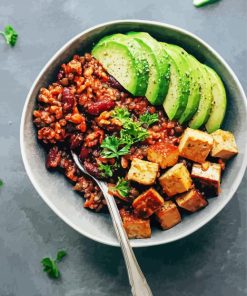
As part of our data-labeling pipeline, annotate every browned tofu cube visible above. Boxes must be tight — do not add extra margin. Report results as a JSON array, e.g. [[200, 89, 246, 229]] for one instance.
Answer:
[[155, 201, 181, 230], [147, 141, 179, 169], [127, 158, 159, 185], [120, 209, 151, 239], [159, 163, 192, 197], [179, 128, 213, 163], [132, 188, 164, 218], [176, 189, 208, 212], [191, 162, 221, 195], [211, 129, 238, 159]]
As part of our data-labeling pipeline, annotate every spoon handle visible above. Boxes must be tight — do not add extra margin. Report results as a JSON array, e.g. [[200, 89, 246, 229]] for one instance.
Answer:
[[98, 181, 153, 296]]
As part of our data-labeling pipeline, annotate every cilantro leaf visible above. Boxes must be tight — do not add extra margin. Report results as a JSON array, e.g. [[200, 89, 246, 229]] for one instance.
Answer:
[[41, 257, 60, 279], [56, 250, 67, 262], [112, 177, 130, 197], [0, 179, 3, 187], [193, 0, 221, 7], [139, 113, 159, 127], [0, 25, 18, 47]]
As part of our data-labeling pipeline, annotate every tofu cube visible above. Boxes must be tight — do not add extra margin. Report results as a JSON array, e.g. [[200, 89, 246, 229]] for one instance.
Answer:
[[176, 189, 208, 212], [159, 163, 192, 197], [210, 129, 238, 159], [120, 209, 151, 239], [147, 141, 179, 169], [127, 158, 159, 185], [132, 188, 164, 218], [179, 128, 213, 163], [155, 201, 181, 230], [191, 162, 221, 195]]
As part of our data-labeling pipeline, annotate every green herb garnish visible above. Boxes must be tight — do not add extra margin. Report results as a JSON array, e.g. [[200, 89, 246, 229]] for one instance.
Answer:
[[0, 25, 18, 47], [99, 162, 119, 178], [112, 107, 130, 124], [112, 177, 130, 197], [139, 113, 159, 127], [101, 108, 150, 159], [0, 179, 3, 187], [101, 135, 131, 159], [99, 163, 113, 177], [41, 250, 67, 279], [120, 121, 149, 143], [193, 0, 221, 7]]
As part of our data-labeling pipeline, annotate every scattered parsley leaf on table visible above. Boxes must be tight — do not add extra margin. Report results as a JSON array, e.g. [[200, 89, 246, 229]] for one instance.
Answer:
[[56, 250, 67, 262], [0, 179, 3, 187], [0, 25, 18, 46], [112, 177, 130, 197], [41, 250, 67, 279], [193, 0, 221, 8]]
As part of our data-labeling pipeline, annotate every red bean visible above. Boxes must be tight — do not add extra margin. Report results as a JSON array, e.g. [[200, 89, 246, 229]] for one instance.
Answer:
[[86, 99, 115, 116]]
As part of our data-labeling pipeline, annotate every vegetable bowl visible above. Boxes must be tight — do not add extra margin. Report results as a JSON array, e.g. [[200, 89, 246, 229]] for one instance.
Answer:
[[20, 20, 247, 247]]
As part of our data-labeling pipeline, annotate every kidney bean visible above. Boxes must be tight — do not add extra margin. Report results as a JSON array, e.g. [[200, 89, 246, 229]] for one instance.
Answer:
[[46, 146, 61, 168], [62, 87, 75, 113], [83, 161, 99, 177], [70, 133, 84, 150], [86, 99, 115, 116], [79, 147, 90, 160]]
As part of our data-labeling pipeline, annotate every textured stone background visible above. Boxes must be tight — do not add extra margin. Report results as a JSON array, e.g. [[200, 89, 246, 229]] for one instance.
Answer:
[[0, 0, 246, 295]]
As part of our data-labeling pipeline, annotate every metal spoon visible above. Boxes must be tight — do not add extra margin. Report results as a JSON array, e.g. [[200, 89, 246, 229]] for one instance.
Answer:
[[71, 151, 153, 296]]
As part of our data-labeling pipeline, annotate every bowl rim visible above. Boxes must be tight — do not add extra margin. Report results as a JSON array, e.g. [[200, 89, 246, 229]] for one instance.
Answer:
[[20, 19, 247, 248]]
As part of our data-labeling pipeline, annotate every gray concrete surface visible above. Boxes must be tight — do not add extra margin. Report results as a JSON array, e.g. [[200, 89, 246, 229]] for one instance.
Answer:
[[0, 0, 246, 295]]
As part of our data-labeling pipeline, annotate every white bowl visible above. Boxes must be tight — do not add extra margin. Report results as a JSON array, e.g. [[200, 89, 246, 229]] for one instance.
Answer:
[[20, 20, 247, 247]]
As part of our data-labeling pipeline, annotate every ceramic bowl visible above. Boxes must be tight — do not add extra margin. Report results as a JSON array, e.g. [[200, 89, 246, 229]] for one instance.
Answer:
[[20, 20, 247, 247]]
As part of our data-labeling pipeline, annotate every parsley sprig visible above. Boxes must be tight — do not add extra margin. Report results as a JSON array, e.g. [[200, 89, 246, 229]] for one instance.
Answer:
[[99, 162, 119, 178], [112, 177, 130, 197], [41, 250, 67, 279], [139, 113, 159, 127], [193, 0, 220, 7], [100, 107, 150, 159], [0, 25, 18, 47], [0, 179, 3, 188], [101, 135, 131, 159]]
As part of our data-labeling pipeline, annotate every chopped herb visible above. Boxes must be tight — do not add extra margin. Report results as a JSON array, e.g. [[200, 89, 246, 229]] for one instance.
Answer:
[[41, 257, 60, 279], [56, 250, 67, 262], [120, 121, 149, 143], [139, 113, 159, 127], [0, 179, 3, 187], [99, 162, 119, 178], [112, 107, 130, 124], [0, 25, 18, 47], [112, 177, 130, 197], [193, 0, 221, 7], [99, 163, 113, 177], [101, 108, 150, 159], [101, 135, 131, 159], [41, 250, 67, 279]]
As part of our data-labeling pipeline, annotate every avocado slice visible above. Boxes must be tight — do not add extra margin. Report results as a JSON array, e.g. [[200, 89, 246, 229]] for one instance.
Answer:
[[92, 34, 149, 96], [189, 62, 213, 129], [204, 65, 227, 133], [127, 32, 170, 105], [169, 47, 202, 124], [161, 43, 190, 120]]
